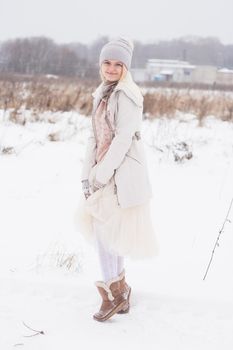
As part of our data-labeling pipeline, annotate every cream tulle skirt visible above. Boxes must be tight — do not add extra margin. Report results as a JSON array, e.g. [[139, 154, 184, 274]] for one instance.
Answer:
[[74, 175, 159, 259]]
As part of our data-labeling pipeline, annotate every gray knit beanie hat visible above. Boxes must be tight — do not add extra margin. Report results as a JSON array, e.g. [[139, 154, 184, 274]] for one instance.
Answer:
[[99, 37, 134, 70]]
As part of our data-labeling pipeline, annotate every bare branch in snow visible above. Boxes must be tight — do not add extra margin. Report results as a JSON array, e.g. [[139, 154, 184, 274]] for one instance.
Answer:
[[22, 321, 45, 337], [203, 196, 233, 280]]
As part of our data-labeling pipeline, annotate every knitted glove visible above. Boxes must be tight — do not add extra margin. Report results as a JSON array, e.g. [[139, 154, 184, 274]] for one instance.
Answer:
[[81, 179, 91, 199]]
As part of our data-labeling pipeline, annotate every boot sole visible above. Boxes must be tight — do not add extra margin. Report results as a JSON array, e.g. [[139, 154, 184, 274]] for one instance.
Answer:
[[93, 300, 128, 322], [117, 287, 131, 314]]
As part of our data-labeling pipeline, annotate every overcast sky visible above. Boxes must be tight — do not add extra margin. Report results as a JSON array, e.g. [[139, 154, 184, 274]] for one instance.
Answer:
[[0, 0, 232, 45]]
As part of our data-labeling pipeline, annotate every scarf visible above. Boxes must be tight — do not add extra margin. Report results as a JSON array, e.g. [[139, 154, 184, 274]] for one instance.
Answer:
[[99, 80, 118, 102]]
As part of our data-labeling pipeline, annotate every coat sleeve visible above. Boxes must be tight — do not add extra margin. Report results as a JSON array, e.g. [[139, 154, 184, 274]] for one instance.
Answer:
[[81, 122, 97, 181], [95, 90, 142, 185]]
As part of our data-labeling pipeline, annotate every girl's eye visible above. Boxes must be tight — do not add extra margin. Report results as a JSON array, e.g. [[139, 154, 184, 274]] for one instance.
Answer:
[[103, 61, 122, 67]]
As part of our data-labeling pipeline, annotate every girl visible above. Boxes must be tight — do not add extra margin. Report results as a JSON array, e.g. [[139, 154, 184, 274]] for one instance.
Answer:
[[75, 37, 158, 322]]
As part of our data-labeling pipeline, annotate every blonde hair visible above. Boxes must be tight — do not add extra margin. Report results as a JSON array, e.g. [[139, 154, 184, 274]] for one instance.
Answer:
[[99, 63, 128, 83]]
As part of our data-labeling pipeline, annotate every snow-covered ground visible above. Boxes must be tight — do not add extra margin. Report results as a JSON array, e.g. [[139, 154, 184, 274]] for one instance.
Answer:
[[0, 109, 233, 349]]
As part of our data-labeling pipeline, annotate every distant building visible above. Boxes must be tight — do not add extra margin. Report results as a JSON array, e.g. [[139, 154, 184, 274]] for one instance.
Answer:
[[146, 59, 196, 83], [216, 68, 233, 85], [130, 59, 233, 85], [130, 68, 148, 82], [191, 65, 217, 85]]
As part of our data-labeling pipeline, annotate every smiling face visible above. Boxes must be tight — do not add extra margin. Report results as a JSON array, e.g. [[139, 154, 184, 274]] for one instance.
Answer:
[[101, 59, 124, 82]]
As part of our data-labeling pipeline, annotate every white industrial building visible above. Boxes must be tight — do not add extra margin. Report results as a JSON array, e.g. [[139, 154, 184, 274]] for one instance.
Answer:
[[216, 68, 233, 85], [146, 59, 196, 82], [191, 65, 217, 85], [131, 59, 233, 85]]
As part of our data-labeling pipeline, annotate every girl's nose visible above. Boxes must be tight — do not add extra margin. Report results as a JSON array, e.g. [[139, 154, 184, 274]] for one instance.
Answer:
[[108, 65, 116, 72]]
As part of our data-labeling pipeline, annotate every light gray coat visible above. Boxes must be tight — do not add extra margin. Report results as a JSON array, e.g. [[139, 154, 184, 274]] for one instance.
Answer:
[[81, 71, 152, 208]]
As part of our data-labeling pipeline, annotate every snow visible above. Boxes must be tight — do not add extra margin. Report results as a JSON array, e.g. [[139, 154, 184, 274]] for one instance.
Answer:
[[218, 68, 233, 74], [0, 109, 233, 349]]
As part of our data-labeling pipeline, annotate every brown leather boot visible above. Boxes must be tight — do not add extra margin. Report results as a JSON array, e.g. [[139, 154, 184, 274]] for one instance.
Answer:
[[116, 272, 131, 314], [93, 271, 128, 322]]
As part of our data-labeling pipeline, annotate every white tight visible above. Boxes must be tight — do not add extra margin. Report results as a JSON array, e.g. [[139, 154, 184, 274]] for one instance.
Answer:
[[93, 220, 124, 282]]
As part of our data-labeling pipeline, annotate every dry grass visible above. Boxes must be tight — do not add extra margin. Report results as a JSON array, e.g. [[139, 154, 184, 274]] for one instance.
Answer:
[[143, 90, 233, 123], [0, 74, 97, 118], [0, 74, 233, 123], [32, 241, 83, 274]]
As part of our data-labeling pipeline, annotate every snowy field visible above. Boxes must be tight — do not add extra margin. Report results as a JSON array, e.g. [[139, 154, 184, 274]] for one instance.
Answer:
[[0, 108, 233, 349]]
